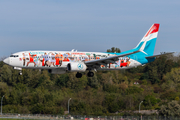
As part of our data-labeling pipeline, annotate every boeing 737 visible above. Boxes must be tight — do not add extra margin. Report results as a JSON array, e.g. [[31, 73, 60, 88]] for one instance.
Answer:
[[3, 23, 171, 78]]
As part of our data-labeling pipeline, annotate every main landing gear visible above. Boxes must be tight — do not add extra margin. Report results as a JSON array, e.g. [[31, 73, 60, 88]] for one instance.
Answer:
[[76, 72, 82, 78], [76, 71, 94, 78], [87, 71, 94, 77]]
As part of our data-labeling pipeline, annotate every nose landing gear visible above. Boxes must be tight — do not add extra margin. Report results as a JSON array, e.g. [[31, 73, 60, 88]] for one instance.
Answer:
[[19, 71, 22, 75]]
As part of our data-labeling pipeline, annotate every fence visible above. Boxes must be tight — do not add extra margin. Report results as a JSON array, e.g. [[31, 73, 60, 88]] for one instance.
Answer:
[[0, 113, 180, 120]]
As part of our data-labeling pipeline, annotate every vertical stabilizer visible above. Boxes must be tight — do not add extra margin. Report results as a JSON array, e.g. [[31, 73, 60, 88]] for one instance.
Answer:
[[135, 23, 160, 56]]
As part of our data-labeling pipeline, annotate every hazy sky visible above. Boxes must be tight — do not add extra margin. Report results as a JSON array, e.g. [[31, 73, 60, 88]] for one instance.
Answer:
[[0, 0, 179, 57]]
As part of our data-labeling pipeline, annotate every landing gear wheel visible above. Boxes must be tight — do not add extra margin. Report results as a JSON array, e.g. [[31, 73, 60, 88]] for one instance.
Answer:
[[76, 72, 82, 78], [87, 72, 94, 77], [19, 71, 22, 75]]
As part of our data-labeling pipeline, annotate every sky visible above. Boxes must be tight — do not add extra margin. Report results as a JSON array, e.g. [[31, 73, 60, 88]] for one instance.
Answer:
[[0, 0, 179, 57]]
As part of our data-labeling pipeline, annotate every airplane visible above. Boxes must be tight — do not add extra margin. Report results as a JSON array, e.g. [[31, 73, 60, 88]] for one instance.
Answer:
[[3, 23, 172, 78]]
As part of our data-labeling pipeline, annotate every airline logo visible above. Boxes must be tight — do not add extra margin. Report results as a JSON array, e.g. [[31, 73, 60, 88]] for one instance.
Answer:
[[77, 63, 83, 70]]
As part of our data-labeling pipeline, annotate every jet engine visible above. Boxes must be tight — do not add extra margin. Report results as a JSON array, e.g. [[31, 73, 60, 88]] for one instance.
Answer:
[[48, 69, 66, 74], [67, 62, 87, 72]]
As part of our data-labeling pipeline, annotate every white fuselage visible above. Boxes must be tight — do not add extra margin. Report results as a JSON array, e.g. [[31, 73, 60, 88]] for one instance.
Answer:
[[4, 50, 141, 70]]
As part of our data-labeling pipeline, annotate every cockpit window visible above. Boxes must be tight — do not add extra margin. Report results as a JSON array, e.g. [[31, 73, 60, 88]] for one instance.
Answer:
[[10, 55, 19, 57], [14, 55, 18, 57]]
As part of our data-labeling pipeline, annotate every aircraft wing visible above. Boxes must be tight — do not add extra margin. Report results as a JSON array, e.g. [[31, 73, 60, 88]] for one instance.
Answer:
[[85, 50, 140, 67], [145, 52, 174, 59]]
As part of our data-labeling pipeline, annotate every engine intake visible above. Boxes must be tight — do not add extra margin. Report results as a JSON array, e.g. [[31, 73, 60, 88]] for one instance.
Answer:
[[67, 62, 87, 72]]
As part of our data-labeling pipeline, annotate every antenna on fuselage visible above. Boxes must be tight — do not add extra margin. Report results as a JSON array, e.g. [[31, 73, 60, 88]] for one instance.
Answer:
[[71, 49, 75, 52]]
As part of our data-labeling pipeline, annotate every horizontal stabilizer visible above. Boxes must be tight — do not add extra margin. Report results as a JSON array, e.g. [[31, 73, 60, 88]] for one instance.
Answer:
[[145, 52, 174, 59]]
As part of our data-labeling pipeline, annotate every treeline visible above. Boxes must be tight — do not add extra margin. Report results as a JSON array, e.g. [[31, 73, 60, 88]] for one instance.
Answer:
[[1, 54, 180, 116]]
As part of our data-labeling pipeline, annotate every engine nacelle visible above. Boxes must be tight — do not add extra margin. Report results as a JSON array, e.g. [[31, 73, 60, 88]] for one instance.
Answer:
[[67, 62, 87, 72], [48, 69, 66, 74]]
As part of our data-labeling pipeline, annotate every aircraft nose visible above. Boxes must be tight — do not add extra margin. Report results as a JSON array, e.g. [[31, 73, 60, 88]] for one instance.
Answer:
[[3, 57, 9, 64]]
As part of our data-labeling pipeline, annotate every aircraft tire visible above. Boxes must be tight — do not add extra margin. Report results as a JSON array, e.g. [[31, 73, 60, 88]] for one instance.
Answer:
[[76, 72, 82, 78], [87, 72, 94, 77], [19, 72, 22, 75]]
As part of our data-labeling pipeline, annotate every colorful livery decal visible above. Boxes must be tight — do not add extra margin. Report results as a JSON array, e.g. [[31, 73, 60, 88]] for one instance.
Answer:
[[17, 51, 137, 69]]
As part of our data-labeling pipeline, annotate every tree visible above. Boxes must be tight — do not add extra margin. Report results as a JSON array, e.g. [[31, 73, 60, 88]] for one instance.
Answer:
[[143, 95, 158, 108], [107, 47, 121, 53], [87, 73, 99, 89], [163, 68, 180, 84], [55, 74, 69, 88], [159, 101, 180, 116], [142, 65, 160, 84]]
